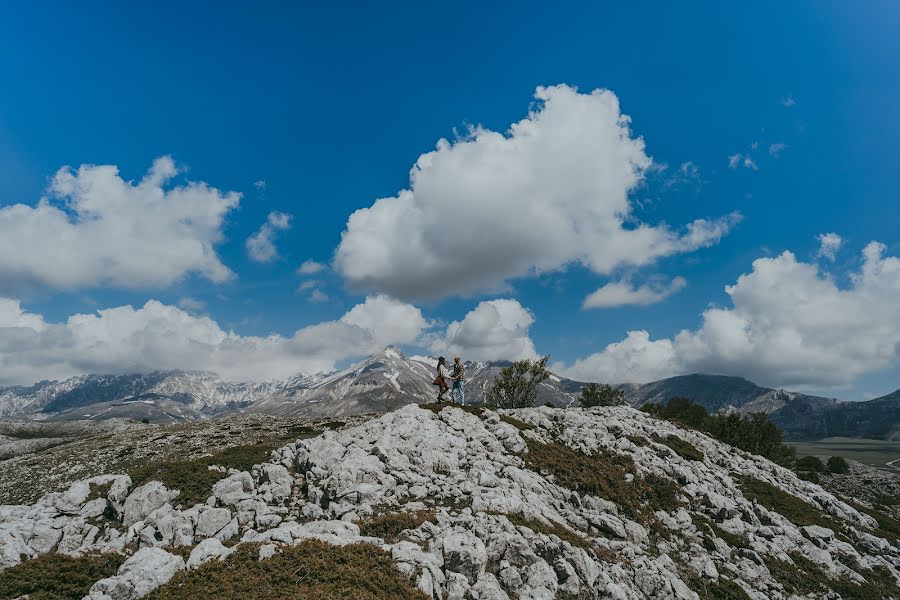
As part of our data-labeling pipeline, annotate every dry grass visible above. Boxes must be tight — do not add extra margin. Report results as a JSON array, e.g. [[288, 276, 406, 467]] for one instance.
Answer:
[[654, 435, 705, 462], [357, 510, 437, 543], [522, 438, 682, 524], [763, 552, 900, 600], [149, 541, 430, 600], [0, 552, 125, 600], [740, 477, 842, 531], [505, 513, 598, 554]]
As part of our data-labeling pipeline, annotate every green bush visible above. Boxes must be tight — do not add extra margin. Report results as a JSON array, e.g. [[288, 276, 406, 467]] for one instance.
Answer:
[[642, 398, 796, 467], [795, 456, 826, 473], [485, 356, 550, 409], [642, 397, 708, 429], [827, 455, 850, 474], [579, 383, 626, 408]]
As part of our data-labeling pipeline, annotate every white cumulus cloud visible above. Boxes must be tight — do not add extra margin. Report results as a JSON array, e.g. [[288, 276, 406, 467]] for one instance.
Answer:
[[0, 294, 428, 385], [335, 84, 738, 301], [246, 211, 293, 263], [297, 260, 326, 275], [556, 240, 900, 390], [583, 276, 687, 309], [431, 299, 538, 362], [0, 157, 239, 295], [816, 232, 843, 262]]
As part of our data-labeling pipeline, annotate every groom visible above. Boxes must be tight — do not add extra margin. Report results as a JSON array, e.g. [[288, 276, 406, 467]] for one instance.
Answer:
[[450, 356, 466, 406]]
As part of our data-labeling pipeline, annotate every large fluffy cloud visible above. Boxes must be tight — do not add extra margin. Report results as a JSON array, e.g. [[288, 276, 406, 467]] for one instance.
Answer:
[[0, 157, 240, 294], [556, 239, 900, 389], [335, 85, 739, 301], [431, 299, 538, 362], [0, 294, 428, 385]]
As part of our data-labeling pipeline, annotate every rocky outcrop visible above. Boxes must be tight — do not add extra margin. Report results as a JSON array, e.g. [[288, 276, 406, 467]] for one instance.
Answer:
[[1, 404, 899, 599]]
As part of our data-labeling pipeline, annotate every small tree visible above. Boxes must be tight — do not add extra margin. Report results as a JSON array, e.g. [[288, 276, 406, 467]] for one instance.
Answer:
[[486, 356, 550, 409], [827, 455, 850, 474], [580, 383, 626, 408]]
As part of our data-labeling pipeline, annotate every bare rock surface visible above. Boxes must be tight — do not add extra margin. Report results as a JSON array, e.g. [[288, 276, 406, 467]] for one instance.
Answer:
[[0, 404, 899, 599]]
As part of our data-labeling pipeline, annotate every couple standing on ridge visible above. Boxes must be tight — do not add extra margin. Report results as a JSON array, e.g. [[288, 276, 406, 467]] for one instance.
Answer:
[[434, 356, 465, 405]]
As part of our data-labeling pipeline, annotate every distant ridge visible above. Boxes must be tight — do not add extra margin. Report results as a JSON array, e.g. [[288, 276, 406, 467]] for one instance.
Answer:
[[2, 350, 899, 440]]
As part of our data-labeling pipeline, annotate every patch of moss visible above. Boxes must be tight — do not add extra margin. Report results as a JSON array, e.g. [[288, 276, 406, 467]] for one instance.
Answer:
[[654, 435, 705, 462], [0, 552, 125, 600], [148, 540, 430, 600], [740, 477, 841, 530], [522, 438, 682, 524], [358, 510, 436, 543]]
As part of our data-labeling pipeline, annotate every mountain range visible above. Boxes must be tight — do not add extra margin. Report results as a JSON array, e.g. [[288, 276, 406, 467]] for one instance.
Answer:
[[2, 347, 899, 440]]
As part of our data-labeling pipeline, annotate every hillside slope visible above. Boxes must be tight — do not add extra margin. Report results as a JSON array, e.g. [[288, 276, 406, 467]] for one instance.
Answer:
[[1, 404, 899, 599]]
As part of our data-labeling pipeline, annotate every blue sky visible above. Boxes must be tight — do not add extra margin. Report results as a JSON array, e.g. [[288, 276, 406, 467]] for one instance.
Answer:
[[1, 2, 899, 399]]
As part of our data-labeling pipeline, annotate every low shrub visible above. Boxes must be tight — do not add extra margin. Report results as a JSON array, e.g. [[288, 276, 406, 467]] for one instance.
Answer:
[[642, 398, 795, 467], [148, 540, 429, 600], [358, 510, 436, 543], [0, 553, 125, 600], [827, 455, 850, 474], [795, 456, 826, 473]]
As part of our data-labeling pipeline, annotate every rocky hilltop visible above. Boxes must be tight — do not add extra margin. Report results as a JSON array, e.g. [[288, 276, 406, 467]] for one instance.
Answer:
[[1, 404, 899, 599]]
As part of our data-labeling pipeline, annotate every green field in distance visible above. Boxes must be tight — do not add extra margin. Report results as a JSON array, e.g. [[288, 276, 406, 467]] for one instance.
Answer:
[[789, 437, 900, 472]]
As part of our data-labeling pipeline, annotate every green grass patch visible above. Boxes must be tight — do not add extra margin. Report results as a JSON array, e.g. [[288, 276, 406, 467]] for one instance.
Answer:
[[522, 438, 682, 524], [148, 540, 430, 600], [654, 435, 705, 461], [0, 552, 125, 600], [357, 510, 436, 543], [741, 477, 841, 530], [130, 439, 315, 508]]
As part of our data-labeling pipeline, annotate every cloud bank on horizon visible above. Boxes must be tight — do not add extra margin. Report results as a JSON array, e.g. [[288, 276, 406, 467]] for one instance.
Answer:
[[1, 86, 898, 394]]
